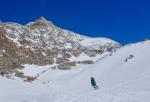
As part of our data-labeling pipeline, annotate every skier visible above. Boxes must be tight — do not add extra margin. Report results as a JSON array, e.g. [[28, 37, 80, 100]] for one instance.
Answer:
[[90, 77, 99, 90]]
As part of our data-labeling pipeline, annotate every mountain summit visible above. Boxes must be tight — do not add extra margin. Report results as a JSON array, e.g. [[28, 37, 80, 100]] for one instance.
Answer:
[[0, 17, 121, 77]]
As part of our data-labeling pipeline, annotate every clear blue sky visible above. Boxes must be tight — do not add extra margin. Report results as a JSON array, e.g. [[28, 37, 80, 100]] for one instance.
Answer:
[[0, 0, 150, 44]]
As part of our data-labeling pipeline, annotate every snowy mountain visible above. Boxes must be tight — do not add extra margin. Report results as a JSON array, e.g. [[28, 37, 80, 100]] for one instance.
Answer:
[[0, 39, 150, 102], [0, 17, 120, 78]]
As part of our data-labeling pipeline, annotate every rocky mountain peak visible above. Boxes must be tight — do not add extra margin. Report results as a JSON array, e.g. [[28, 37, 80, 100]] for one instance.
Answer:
[[27, 16, 57, 29], [38, 16, 48, 21], [0, 18, 121, 78], [36, 16, 52, 25]]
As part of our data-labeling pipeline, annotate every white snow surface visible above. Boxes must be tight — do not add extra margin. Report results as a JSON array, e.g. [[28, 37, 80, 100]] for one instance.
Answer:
[[69, 52, 110, 62], [21, 64, 57, 76], [0, 40, 150, 102], [79, 37, 119, 49]]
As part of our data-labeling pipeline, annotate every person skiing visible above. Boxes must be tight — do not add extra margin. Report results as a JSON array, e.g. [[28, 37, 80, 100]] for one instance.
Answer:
[[91, 77, 99, 90]]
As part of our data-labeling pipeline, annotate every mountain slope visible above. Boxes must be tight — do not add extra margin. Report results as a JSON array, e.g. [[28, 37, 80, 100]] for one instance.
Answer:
[[0, 40, 150, 102], [0, 17, 120, 78]]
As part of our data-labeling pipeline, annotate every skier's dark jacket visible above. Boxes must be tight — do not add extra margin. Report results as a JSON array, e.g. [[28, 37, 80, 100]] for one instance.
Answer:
[[91, 77, 96, 86]]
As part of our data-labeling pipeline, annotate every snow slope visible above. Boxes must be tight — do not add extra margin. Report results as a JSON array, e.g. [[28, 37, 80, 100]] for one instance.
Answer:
[[0, 40, 150, 102], [79, 37, 120, 50]]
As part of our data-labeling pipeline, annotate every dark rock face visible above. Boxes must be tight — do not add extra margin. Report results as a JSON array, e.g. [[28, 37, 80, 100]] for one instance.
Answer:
[[0, 17, 121, 77]]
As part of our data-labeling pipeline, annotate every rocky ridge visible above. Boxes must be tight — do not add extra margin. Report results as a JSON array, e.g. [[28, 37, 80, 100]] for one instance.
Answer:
[[0, 17, 121, 78]]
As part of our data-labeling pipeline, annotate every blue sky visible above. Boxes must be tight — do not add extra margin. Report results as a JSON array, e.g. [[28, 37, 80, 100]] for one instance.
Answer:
[[0, 0, 150, 44]]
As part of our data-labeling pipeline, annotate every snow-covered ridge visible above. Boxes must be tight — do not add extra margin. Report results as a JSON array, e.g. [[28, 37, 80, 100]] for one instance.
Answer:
[[0, 17, 120, 50], [79, 37, 120, 50], [79, 37, 119, 46]]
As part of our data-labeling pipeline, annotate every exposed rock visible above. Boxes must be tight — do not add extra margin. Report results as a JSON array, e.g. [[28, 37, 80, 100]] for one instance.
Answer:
[[15, 69, 24, 78], [56, 57, 66, 64], [63, 61, 76, 67], [57, 61, 76, 70], [78, 60, 94, 64], [125, 55, 134, 62], [0, 68, 10, 76], [0, 17, 121, 77], [144, 38, 150, 41], [24, 76, 37, 82]]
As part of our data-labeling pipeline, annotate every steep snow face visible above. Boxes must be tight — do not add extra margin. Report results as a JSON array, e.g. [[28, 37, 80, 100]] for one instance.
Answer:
[[80, 37, 118, 46], [79, 37, 121, 50], [0, 40, 150, 102]]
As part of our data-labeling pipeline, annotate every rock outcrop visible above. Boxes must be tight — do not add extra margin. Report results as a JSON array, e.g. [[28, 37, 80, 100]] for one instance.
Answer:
[[0, 17, 121, 78]]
